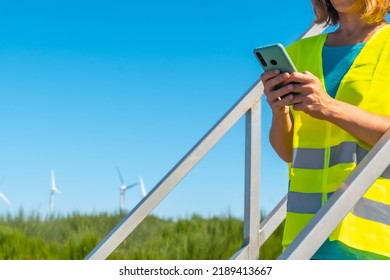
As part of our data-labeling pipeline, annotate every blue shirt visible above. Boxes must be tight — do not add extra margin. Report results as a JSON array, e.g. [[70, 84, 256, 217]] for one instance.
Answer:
[[322, 42, 365, 98]]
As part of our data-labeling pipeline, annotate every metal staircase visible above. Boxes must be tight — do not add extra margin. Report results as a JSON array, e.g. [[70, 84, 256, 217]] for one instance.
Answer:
[[85, 22, 390, 260]]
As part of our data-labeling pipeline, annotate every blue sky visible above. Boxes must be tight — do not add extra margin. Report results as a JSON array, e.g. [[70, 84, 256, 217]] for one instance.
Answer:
[[0, 0, 317, 219]]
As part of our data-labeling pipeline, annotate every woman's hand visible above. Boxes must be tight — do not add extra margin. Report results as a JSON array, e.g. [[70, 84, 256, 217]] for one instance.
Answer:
[[285, 71, 334, 120], [260, 69, 295, 117]]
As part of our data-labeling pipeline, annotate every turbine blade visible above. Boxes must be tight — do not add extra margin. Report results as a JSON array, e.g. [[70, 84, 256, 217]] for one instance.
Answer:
[[139, 176, 147, 197], [125, 182, 138, 190], [0, 192, 11, 206], [51, 170, 62, 194], [116, 167, 125, 185], [51, 169, 56, 191]]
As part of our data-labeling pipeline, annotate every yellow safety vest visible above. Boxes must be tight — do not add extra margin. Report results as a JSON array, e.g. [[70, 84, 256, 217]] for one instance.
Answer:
[[283, 25, 390, 257]]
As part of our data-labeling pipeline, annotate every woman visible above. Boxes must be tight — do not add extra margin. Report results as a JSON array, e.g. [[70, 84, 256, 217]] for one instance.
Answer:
[[261, 0, 390, 259]]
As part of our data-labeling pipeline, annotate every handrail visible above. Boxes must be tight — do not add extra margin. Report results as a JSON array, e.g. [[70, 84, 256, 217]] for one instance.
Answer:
[[85, 22, 326, 260], [259, 195, 287, 247], [85, 80, 263, 260], [279, 128, 390, 259]]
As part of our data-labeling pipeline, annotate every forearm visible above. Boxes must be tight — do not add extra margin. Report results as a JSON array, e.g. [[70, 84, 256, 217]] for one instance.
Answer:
[[286, 71, 390, 147], [324, 99, 390, 147], [269, 111, 294, 162]]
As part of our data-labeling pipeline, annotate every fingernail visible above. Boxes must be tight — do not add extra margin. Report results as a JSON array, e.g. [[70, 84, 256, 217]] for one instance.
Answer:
[[274, 69, 280, 75]]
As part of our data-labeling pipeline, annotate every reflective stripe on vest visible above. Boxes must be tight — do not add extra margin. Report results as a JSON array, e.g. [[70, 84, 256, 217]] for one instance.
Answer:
[[291, 141, 390, 179], [292, 141, 368, 169], [287, 191, 390, 227]]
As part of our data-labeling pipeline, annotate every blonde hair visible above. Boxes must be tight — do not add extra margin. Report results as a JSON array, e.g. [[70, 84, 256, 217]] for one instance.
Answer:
[[312, 0, 390, 26]]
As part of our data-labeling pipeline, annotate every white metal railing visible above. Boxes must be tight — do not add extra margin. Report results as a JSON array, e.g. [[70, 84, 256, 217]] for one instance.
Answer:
[[84, 22, 327, 260], [85, 78, 263, 260]]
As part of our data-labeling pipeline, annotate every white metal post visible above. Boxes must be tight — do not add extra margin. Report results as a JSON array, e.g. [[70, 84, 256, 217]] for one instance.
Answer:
[[231, 96, 261, 260]]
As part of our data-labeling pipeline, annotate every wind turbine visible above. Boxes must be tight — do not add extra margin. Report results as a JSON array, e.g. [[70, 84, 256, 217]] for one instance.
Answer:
[[117, 167, 138, 214], [139, 176, 148, 198], [0, 192, 11, 207], [50, 169, 62, 218], [0, 177, 11, 208]]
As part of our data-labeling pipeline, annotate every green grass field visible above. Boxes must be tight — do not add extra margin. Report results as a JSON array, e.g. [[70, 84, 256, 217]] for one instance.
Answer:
[[0, 211, 284, 260]]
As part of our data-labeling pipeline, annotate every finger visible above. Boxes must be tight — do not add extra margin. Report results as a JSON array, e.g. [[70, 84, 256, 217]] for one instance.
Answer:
[[267, 84, 295, 105], [270, 94, 295, 112], [285, 71, 316, 85], [264, 72, 291, 95], [260, 69, 281, 84], [285, 83, 307, 97], [292, 102, 305, 112], [302, 70, 315, 77]]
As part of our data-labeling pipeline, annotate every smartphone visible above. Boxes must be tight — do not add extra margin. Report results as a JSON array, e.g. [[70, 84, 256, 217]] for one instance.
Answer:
[[253, 43, 297, 74], [254, 43, 297, 92]]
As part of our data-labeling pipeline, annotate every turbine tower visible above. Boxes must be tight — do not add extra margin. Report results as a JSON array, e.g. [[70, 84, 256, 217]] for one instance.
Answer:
[[0, 177, 11, 208], [50, 169, 62, 218], [117, 167, 138, 214]]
